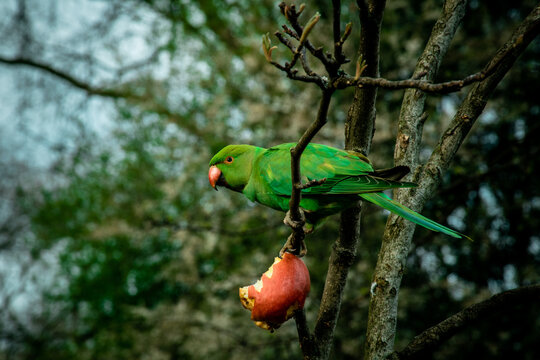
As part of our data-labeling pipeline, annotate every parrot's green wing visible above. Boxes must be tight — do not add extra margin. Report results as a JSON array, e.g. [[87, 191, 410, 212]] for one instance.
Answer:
[[258, 143, 416, 196], [251, 143, 467, 239]]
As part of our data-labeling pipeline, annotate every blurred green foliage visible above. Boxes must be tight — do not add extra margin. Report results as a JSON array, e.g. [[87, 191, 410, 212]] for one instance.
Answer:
[[1, 0, 539, 359]]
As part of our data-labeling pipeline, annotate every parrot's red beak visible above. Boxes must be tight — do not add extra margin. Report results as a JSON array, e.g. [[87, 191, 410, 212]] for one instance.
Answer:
[[208, 165, 221, 190]]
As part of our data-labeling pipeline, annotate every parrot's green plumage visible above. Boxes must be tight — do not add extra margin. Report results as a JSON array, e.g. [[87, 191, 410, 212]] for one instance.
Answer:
[[209, 143, 465, 239]]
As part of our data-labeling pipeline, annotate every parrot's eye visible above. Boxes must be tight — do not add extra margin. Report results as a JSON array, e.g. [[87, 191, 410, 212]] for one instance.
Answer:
[[225, 156, 234, 164]]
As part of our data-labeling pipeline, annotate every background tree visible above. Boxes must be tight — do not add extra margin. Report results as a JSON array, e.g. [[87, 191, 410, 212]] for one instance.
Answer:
[[0, 0, 539, 359]]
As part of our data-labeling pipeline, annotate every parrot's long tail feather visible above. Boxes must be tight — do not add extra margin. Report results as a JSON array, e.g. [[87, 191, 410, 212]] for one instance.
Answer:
[[359, 192, 469, 240]]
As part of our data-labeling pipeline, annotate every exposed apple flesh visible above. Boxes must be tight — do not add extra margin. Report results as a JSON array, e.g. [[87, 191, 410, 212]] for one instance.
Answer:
[[239, 252, 310, 331]]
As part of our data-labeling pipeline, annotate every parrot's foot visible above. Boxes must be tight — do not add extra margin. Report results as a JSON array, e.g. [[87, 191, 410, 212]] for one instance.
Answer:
[[283, 209, 306, 230], [282, 209, 310, 257], [279, 234, 307, 258]]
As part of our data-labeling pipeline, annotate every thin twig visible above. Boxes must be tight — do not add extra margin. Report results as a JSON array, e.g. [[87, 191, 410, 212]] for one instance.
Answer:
[[282, 24, 300, 39], [287, 89, 334, 254], [332, 0, 343, 65], [0, 56, 129, 98], [295, 310, 318, 357], [279, 2, 333, 71], [297, 178, 327, 190], [333, 64, 497, 93], [274, 30, 316, 75], [332, 0, 342, 53]]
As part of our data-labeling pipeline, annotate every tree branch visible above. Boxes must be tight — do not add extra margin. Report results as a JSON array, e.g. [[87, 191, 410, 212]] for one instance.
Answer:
[[388, 284, 540, 360], [278, 2, 334, 72], [334, 1, 387, 360], [266, 0, 519, 97], [332, 0, 351, 65], [284, 89, 334, 258], [0, 55, 216, 142], [312, 203, 362, 358], [392, 0, 466, 171], [365, 3, 540, 360], [344, 0, 386, 155], [294, 309, 317, 358], [270, 0, 531, 97], [268, 2, 356, 90], [367, 5, 468, 354], [336, 67, 505, 93], [419, 2, 540, 203], [267, 63, 515, 94], [337, 0, 516, 97], [332, 0, 342, 55], [0, 56, 129, 98], [366, 1, 467, 351]]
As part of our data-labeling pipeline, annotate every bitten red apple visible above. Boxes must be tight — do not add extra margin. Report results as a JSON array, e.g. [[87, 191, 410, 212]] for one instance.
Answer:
[[239, 252, 310, 331]]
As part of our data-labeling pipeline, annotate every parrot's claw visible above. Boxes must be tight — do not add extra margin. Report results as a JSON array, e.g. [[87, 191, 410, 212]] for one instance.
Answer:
[[283, 209, 306, 230], [281, 209, 311, 257], [279, 235, 307, 258], [284, 210, 313, 234]]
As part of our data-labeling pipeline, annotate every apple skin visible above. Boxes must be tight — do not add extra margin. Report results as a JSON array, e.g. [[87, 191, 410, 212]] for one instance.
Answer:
[[239, 252, 310, 331]]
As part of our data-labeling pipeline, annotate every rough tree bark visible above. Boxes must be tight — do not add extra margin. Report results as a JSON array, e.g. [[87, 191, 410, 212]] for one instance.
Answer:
[[365, 2, 540, 360], [364, 0, 467, 357]]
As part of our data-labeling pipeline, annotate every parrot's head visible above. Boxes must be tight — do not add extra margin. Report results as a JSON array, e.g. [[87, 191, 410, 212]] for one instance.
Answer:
[[209, 145, 261, 192]]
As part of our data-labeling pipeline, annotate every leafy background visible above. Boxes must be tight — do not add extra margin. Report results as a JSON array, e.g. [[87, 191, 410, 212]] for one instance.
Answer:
[[0, 0, 538, 359]]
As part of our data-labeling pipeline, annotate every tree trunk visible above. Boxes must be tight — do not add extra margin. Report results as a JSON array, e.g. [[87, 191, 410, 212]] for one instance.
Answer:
[[364, 3, 540, 359]]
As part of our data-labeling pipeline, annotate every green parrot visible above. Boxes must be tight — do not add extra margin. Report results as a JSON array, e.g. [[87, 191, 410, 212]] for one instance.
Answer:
[[209, 142, 465, 241]]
